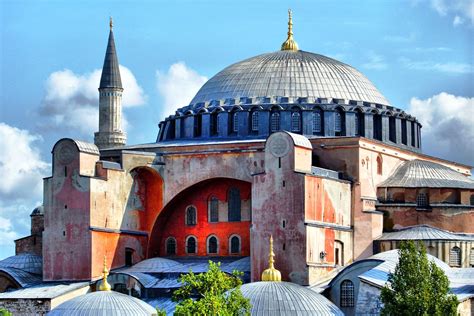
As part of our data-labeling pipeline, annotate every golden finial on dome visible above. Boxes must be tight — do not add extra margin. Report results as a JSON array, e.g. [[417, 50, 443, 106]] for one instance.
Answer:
[[109, 16, 113, 31], [261, 235, 282, 282], [281, 9, 299, 51], [99, 255, 112, 291]]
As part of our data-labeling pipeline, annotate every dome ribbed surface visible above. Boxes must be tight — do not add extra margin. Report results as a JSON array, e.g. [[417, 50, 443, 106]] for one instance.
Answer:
[[190, 50, 389, 106], [47, 291, 157, 316], [379, 159, 474, 189], [0, 253, 42, 275], [240, 281, 343, 315], [127, 257, 184, 273]]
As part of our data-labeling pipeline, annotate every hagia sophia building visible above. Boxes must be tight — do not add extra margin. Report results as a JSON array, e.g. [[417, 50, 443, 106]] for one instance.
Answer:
[[0, 11, 473, 316]]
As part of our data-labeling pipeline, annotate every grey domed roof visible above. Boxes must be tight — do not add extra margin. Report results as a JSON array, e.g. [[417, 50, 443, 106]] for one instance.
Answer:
[[0, 253, 42, 275], [31, 205, 44, 216], [190, 50, 389, 106], [47, 291, 157, 316], [240, 281, 343, 315], [127, 257, 184, 273], [379, 159, 474, 189]]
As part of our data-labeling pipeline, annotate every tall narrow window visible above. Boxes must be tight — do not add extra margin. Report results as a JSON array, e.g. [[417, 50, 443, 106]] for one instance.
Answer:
[[389, 116, 396, 142], [186, 206, 197, 226], [207, 236, 218, 254], [373, 114, 382, 140], [210, 112, 219, 136], [125, 248, 133, 266], [470, 194, 474, 206], [270, 112, 280, 132], [416, 192, 429, 209], [401, 119, 407, 145], [469, 248, 474, 267], [209, 196, 219, 222], [377, 155, 383, 175], [251, 111, 259, 132], [186, 236, 197, 254], [411, 121, 416, 146], [166, 237, 177, 255], [312, 110, 322, 134], [228, 187, 241, 222], [340, 280, 355, 307], [230, 236, 240, 254], [291, 110, 301, 133], [449, 246, 461, 267], [335, 111, 342, 133], [231, 111, 238, 134], [355, 111, 364, 137], [194, 114, 202, 137]]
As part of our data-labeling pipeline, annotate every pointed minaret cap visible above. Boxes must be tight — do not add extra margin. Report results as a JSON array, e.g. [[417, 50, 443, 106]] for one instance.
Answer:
[[261, 235, 282, 282], [281, 9, 299, 51], [99, 17, 123, 89], [99, 255, 112, 291]]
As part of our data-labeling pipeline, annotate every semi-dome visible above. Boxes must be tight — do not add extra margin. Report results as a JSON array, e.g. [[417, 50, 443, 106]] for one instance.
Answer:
[[47, 291, 157, 316], [127, 257, 184, 273], [0, 253, 42, 275], [191, 50, 389, 106], [241, 281, 343, 315]]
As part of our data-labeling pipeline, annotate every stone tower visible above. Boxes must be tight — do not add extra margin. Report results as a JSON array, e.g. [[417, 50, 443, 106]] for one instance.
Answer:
[[94, 18, 126, 149]]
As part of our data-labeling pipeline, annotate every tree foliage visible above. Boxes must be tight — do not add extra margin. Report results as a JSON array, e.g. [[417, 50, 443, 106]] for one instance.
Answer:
[[172, 261, 251, 316], [380, 241, 458, 316]]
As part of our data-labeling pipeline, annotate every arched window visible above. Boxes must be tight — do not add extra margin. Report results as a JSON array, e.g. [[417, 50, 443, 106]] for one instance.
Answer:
[[416, 192, 429, 209], [291, 110, 301, 133], [209, 196, 219, 223], [312, 110, 322, 134], [373, 114, 382, 140], [340, 280, 355, 307], [125, 248, 134, 266], [194, 114, 202, 137], [377, 155, 383, 175], [230, 111, 238, 134], [228, 187, 241, 222], [389, 116, 396, 142], [166, 237, 177, 255], [270, 111, 280, 132], [186, 236, 197, 254], [230, 235, 241, 254], [449, 246, 461, 267], [207, 236, 218, 254], [335, 110, 345, 136], [210, 112, 219, 136], [401, 119, 407, 145], [411, 121, 416, 146], [186, 206, 197, 226], [355, 111, 364, 137], [251, 111, 259, 132]]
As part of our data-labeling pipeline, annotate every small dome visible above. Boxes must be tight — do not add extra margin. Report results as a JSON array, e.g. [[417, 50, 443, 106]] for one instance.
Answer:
[[379, 159, 474, 189], [31, 205, 44, 216], [240, 281, 343, 315], [190, 50, 389, 106], [128, 257, 184, 273], [0, 253, 42, 275], [47, 291, 157, 316]]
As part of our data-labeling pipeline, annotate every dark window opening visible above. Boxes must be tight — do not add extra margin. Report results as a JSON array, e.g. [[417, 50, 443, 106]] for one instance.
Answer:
[[449, 246, 461, 267], [250, 111, 259, 133], [355, 111, 364, 137], [186, 237, 197, 254], [228, 187, 241, 222], [278, 157, 281, 168], [373, 114, 382, 141], [64, 166, 67, 177], [416, 192, 429, 209], [125, 248, 133, 266], [209, 196, 219, 222], [401, 120, 407, 145], [230, 236, 240, 254], [411, 121, 416, 146], [334, 110, 345, 136], [210, 112, 219, 136], [389, 116, 396, 142], [282, 220, 286, 228], [312, 110, 323, 135], [194, 114, 202, 137], [291, 110, 302, 133], [282, 180, 285, 187], [208, 236, 218, 254], [166, 238, 176, 255], [186, 206, 197, 226], [270, 111, 280, 132], [230, 111, 238, 134]]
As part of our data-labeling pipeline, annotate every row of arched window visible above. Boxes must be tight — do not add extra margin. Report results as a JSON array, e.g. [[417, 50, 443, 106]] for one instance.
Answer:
[[165, 235, 242, 255], [185, 188, 242, 225]]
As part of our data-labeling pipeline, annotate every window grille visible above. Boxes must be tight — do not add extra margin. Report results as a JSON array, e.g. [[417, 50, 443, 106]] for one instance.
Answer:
[[228, 188, 241, 222], [230, 236, 240, 254], [166, 238, 176, 255], [251, 111, 259, 132], [335, 112, 342, 132], [449, 247, 461, 267], [416, 193, 429, 208], [208, 236, 218, 254], [186, 206, 197, 225], [354, 114, 359, 136], [270, 112, 280, 132], [312, 111, 321, 133], [341, 280, 355, 307], [186, 237, 196, 254], [291, 111, 301, 132], [209, 197, 219, 222]]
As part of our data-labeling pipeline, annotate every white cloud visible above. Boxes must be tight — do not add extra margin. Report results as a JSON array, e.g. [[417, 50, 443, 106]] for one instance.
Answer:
[[362, 52, 388, 70], [156, 62, 208, 119], [399, 57, 472, 74], [0, 123, 49, 258], [408, 93, 474, 165], [453, 15, 464, 26], [430, 0, 473, 25], [38, 65, 145, 138]]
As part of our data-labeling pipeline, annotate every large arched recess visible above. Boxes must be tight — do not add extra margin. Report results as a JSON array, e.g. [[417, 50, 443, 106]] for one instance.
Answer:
[[147, 177, 251, 258]]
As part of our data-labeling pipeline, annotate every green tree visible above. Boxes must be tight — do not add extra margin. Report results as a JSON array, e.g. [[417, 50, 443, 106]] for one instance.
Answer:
[[172, 261, 251, 316], [380, 240, 458, 316]]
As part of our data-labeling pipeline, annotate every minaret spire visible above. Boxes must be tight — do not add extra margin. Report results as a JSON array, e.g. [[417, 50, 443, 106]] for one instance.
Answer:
[[94, 18, 126, 149], [281, 9, 299, 51]]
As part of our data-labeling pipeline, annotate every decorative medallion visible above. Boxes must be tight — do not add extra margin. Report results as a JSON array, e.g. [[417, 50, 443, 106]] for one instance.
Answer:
[[56, 142, 75, 165], [270, 135, 290, 157]]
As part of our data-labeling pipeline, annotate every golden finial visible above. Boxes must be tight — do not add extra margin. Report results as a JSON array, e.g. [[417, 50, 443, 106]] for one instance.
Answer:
[[261, 235, 282, 282], [99, 255, 112, 291], [281, 9, 299, 51], [109, 16, 113, 30]]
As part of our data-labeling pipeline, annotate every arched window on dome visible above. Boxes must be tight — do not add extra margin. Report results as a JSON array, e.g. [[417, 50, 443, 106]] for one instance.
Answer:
[[291, 108, 302, 133], [449, 246, 461, 267], [270, 111, 280, 133], [166, 237, 177, 255], [208, 196, 219, 223], [335, 109, 345, 136], [341, 280, 355, 307], [373, 114, 382, 141], [194, 113, 202, 137], [228, 187, 241, 222], [312, 109, 323, 135], [230, 235, 241, 254], [210, 112, 219, 136], [389, 116, 396, 143], [186, 236, 197, 254], [250, 110, 259, 133], [185, 206, 197, 226], [355, 110, 364, 137], [230, 111, 239, 135], [207, 235, 218, 254], [401, 119, 408, 145]]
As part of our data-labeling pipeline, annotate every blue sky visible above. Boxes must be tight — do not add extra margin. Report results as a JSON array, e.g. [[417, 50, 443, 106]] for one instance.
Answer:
[[0, 0, 473, 259]]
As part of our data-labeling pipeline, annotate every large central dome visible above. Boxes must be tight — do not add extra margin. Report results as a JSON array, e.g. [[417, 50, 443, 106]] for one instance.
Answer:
[[190, 50, 390, 106]]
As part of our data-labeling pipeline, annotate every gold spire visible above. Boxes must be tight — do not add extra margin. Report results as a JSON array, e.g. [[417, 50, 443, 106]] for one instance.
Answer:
[[99, 255, 112, 291], [261, 235, 282, 282], [109, 16, 113, 31], [281, 9, 299, 51]]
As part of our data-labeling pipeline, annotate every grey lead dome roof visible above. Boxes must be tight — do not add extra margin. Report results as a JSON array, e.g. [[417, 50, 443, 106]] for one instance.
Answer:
[[190, 50, 390, 106]]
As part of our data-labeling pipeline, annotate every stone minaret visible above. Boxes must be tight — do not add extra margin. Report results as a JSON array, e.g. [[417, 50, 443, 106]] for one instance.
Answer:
[[94, 17, 126, 149]]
